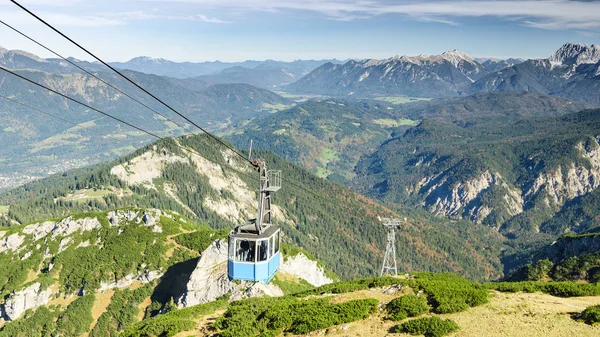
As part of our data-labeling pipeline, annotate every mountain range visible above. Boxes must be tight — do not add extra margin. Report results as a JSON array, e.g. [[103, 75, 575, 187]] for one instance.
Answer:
[[3, 42, 600, 336], [286, 50, 491, 98], [468, 43, 600, 105], [0, 49, 294, 190], [285, 43, 600, 107], [109, 57, 347, 88], [475, 57, 525, 73], [109, 57, 344, 80]]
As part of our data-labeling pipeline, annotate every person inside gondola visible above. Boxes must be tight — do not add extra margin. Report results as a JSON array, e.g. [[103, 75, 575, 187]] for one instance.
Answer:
[[259, 240, 268, 261], [247, 243, 255, 262], [238, 240, 249, 261]]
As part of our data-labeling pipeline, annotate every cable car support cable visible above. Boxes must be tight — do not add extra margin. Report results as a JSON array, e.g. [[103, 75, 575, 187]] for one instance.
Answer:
[[0, 19, 189, 131], [10, 0, 251, 166]]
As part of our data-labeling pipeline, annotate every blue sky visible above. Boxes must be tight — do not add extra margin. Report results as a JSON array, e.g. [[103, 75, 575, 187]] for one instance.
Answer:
[[0, 0, 599, 62]]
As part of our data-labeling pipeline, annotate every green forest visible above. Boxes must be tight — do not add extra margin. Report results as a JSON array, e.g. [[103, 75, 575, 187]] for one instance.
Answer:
[[0, 134, 504, 281]]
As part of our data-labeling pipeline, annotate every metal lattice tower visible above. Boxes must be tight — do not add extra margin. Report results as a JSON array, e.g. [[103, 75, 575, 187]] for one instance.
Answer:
[[380, 217, 403, 277]]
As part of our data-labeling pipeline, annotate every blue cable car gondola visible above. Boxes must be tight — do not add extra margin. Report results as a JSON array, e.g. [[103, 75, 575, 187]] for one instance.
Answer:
[[228, 159, 281, 284]]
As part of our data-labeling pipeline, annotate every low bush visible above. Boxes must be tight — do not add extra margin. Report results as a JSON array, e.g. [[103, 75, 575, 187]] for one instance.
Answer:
[[53, 221, 168, 293], [396, 316, 460, 337], [0, 306, 58, 337], [487, 281, 600, 297], [89, 284, 153, 337], [387, 294, 429, 321], [54, 294, 95, 337], [159, 216, 181, 235], [580, 304, 600, 325], [270, 275, 314, 295], [297, 274, 486, 316], [214, 296, 378, 337], [121, 297, 228, 337], [172, 228, 228, 253], [412, 273, 488, 314], [294, 276, 401, 297]]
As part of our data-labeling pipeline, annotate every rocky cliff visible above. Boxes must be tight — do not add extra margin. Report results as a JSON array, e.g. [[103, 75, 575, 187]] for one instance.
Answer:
[[355, 109, 600, 236], [178, 241, 334, 308], [539, 234, 600, 263], [0, 209, 174, 322]]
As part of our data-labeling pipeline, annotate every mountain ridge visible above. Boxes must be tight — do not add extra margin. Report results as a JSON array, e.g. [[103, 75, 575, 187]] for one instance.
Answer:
[[468, 42, 600, 105], [285, 49, 490, 98], [0, 61, 292, 190], [0, 133, 504, 282]]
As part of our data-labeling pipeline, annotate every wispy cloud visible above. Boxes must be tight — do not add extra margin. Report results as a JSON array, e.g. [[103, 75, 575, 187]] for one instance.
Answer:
[[102, 11, 230, 24], [190, 14, 229, 23], [140, 0, 600, 30], [0, 0, 83, 7], [0, 10, 122, 27]]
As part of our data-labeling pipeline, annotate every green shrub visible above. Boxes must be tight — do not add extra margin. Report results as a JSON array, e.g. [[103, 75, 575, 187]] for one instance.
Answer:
[[487, 281, 600, 297], [270, 275, 314, 295], [159, 216, 181, 235], [580, 304, 600, 325], [89, 285, 153, 337], [396, 316, 460, 337], [53, 220, 168, 293], [294, 276, 401, 297], [0, 306, 58, 337], [412, 273, 488, 314], [55, 295, 95, 337], [214, 296, 378, 337], [387, 294, 429, 321], [121, 297, 228, 337], [173, 228, 228, 253]]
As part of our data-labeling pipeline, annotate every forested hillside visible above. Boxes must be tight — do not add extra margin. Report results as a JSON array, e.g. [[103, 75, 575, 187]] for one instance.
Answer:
[[226, 99, 409, 182], [0, 61, 291, 190], [0, 134, 504, 281], [392, 92, 591, 121], [226, 93, 588, 183], [354, 109, 600, 257], [0, 206, 339, 334]]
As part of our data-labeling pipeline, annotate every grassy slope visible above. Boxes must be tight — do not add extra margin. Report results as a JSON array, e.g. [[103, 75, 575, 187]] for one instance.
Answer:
[[127, 274, 600, 337], [314, 290, 600, 337]]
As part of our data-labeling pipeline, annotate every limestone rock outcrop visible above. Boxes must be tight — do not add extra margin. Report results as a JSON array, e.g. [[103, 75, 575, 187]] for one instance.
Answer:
[[1, 282, 54, 321]]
